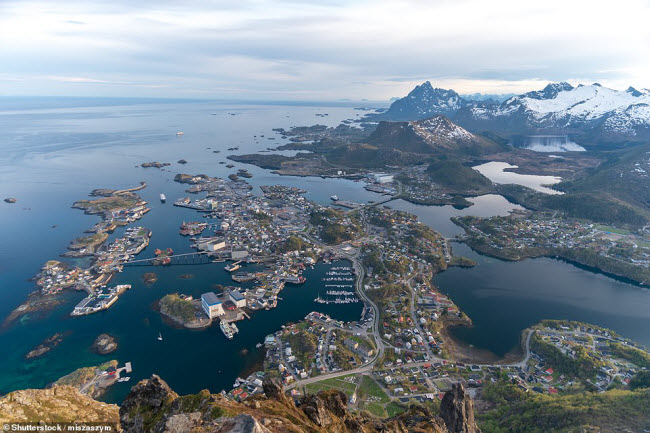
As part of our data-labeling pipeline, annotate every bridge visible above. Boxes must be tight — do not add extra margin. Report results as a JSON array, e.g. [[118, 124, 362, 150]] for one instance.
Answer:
[[123, 251, 213, 266]]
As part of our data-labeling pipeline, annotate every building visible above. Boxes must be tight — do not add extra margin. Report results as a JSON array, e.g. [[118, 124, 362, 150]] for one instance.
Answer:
[[197, 237, 226, 252], [229, 290, 247, 308], [372, 173, 393, 184], [231, 249, 249, 260], [201, 292, 224, 318]]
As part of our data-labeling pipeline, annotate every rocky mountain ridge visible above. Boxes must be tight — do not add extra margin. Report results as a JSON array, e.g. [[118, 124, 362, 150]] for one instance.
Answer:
[[377, 81, 650, 142], [366, 115, 506, 156], [0, 375, 481, 433]]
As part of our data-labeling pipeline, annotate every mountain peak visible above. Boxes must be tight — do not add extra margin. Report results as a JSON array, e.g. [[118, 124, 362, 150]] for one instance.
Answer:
[[627, 86, 643, 97], [380, 82, 466, 121], [524, 82, 574, 100]]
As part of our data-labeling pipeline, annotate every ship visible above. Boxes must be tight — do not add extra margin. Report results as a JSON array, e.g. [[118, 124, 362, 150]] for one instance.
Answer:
[[330, 195, 339, 201], [220, 320, 234, 340], [225, 263, 241, 273], [176, 131, 184, 136], [160, 193, 166, 203], [158, 332, 163, 341], [117, 377, 131, 383]]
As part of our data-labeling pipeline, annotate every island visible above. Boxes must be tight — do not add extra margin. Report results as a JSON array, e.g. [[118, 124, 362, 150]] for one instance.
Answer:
[[25, 333, 64, 359], [91, 334, 118, 355], [140, 162, 171, 168], [159, 293, 211, 329]]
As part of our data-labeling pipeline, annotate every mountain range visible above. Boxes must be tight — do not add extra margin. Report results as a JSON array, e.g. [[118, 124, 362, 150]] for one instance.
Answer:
[[375, 81, 650, 143]]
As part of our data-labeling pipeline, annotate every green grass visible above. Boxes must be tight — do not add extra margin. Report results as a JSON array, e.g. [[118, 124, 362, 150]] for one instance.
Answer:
[[360, 401, 387, 417], [594, 224, 631, 235], [385, 401, 407, 417], [304, 375, 358, 397], [359, 376, 390, 403]]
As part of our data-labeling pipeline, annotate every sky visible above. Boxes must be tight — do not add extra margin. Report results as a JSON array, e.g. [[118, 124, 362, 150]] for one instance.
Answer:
[[0, 0, 649, 101]]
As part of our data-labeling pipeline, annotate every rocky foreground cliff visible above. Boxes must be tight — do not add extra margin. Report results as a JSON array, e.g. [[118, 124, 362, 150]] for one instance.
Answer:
[[0, 375, 481, 433], [119, 376, 480, 433]]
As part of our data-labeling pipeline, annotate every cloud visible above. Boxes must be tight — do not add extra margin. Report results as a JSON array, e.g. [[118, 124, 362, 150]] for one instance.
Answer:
[[0, 0, 648, 99]]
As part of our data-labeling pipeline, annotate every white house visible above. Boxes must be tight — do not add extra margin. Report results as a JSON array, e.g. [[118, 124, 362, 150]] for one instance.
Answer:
[[229, 290, 247, 308], [201, 292, 224, 318]]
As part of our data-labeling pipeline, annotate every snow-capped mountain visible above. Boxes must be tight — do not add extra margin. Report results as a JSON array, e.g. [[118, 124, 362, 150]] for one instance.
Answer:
[[379, 81, 650, 142], [482, 83, 650, 136], [366, 115, 505, 156], [379, 81, 472, 120]]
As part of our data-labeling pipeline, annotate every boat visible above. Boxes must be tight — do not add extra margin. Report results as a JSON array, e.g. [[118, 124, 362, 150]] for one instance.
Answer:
[[157, 332, 163, 341], [231, 323, 239, 334], [220, 320, 234, 340], [256, 343, 262, 348], [330, 195, 339, 201], [225, 263, 241, 273], [160, 193, 166, 203], [176, 131, 184, 136], [117, 377, 131, 383]]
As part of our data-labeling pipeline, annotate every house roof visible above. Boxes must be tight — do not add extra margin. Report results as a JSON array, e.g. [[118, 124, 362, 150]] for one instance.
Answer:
[[202, 292, 221, 305]]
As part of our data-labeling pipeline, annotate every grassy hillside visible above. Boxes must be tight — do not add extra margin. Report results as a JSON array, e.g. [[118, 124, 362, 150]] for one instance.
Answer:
[[496, 185, 648, 227], [480, 380, 650, 433], [426, 160, 494, 195]]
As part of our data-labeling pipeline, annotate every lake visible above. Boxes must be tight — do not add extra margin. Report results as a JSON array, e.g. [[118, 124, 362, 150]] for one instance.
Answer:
[[473, 161, 563, 194]]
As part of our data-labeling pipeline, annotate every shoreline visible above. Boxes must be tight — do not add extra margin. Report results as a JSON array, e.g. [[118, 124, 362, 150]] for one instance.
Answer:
[[441, 321, 525, 365]]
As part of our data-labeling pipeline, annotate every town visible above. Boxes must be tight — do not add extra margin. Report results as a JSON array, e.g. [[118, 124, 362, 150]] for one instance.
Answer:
[[454, 215, 650, 285]]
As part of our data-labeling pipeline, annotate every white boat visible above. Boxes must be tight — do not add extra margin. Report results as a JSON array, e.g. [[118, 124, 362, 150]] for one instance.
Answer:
[[160, 193, 166, 203], [157, 332, 163, 341], [330, 195, 339, 201], [220, 320, 234, 340], [117, 377, 131, 383], [176, 131, 184, 136], [231, 323, 239, 334]]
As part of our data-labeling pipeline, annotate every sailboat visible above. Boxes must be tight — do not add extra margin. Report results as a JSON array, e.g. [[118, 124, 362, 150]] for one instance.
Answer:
[[157, 332, 163, 341]]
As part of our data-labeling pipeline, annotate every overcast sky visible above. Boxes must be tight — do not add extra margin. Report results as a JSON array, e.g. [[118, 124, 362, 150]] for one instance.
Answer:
[[1, 0, 649, 100]]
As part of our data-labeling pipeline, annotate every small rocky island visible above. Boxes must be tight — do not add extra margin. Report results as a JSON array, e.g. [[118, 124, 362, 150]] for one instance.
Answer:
[[142, 272, 158, 285], [159, 293, 210, 329], [25, 333, 64, 359], [141, 162, 171, 168], [177, 159, 188, 164], [91, 334, 118, 355]]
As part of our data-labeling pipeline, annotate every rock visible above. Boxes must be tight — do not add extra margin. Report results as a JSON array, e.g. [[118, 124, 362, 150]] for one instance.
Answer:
[[143, 272, 158, 285], [91, 333, 118, 355], [177, 159, 188, 164], [220, 414, 270, 433], [262, 378, 292, 407], [440, 383, 481, 433], [120, 375, 179, 432], [0, 385, 119, 424], [141, 162, 171, 168], [25, 333, 64, 359]]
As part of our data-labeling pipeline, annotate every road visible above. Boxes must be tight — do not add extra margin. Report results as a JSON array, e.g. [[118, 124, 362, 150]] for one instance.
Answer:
[[289, 216, 537, 391]]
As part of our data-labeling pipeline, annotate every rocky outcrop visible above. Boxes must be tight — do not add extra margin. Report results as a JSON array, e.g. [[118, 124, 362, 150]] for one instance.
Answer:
[[0, 385, 119, 425], [440, 384, 480, 433], [118, 375, 478, 433], [0, 372, 481, 433]]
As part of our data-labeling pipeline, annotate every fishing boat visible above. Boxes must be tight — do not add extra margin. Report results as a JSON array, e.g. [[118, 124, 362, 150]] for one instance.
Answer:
[[157, 332, 163, 341], [330, 195, 339, 201], [220, 320, 234, 340]]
